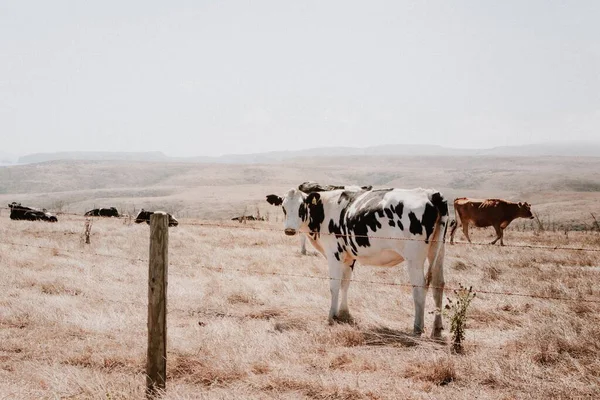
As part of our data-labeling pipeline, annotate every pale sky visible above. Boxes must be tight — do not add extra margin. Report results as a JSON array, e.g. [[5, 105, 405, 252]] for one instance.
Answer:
[[1, 1, 599, 157]]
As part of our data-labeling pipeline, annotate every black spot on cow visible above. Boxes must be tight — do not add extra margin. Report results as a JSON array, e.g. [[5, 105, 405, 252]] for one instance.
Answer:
[[135, 209, 179, 227], [349, 260, 356, 270], [394, 202, 404, 220], [408, 212, 423, 235], [306, 193, 325, 235], [421, 203, 438, 243], [429, 192, 448, 217], [344, 190, 392, 247], [384, 208, 393, 219], [266, 195, 283, 206], [299, 202, 307, 222], [397, 219, 404, 230], [389, 220, 395, 227], [328, 219, 343, 238], [85, 207, 119, 217]]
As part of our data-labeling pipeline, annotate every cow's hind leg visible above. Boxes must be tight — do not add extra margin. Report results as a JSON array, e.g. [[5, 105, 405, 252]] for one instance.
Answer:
[[491, 225, 503, 245], [427, 245, 445, 339], [462, 223, 472, 243]]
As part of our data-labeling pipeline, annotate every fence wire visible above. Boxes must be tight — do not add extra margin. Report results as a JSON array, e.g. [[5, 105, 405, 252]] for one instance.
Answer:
[[2, 239, 599, 304]]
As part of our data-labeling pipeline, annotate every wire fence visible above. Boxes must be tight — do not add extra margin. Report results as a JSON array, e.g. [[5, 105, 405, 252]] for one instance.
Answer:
[[3, 206, 599, 253], [2, 237, 600, 304]]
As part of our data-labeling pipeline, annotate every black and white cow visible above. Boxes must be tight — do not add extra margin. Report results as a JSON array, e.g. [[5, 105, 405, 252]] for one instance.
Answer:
[[135, 209, 179, 227], [8, 202, 58, 222], [267, 182, 373, 255], [268, 187, 449, 337], [85, 207, 120, 217]]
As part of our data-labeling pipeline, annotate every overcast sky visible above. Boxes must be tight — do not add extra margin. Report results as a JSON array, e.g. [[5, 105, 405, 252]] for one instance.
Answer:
[[1, 1, 599, 157]]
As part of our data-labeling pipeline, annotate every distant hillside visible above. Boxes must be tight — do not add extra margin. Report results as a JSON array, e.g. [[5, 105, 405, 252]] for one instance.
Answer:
[[0, 151, 18, 165], [10, 141, 600, 165], [18, 151, 171, 164]]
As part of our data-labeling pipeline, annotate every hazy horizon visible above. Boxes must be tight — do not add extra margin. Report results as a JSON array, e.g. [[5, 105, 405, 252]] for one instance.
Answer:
[[2, 1, 599, 157]]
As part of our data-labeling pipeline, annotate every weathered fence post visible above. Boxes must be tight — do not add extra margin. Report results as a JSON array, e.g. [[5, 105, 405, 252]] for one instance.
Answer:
[[147, 212, 169, 398]]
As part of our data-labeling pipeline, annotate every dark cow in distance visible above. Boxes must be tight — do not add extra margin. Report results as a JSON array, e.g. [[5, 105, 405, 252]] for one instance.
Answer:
[[135, 209, 179, 227], [231, 215, 265, 222], [267, 182, 373, 254], [449, 198, 534, 246], [268, 187, 448, 337], [8, 202, 58, 222], [85, 207, 120, 217], [298, 181, 373, 194]]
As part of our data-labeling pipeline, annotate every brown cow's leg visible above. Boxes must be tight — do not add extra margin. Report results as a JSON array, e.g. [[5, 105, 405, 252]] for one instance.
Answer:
[[462, 223, 472, 243], [491, 225, 503, 245], [449, 221, 458, 245]]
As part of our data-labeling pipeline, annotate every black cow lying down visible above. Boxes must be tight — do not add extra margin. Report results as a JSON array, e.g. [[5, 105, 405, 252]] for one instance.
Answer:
[[8, 202, 58, 222], [231, 215, 266, 222], [135, 209, 179, 227], [85, 207, 120, 217]]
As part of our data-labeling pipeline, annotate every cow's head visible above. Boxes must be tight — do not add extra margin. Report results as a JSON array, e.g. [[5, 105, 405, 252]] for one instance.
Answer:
[[266, 189, 308, 236], [517, 202, 534, 219]]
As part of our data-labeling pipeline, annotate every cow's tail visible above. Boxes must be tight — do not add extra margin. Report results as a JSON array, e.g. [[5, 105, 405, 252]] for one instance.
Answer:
[[427, 191, 449, 337], [428, 192, 449, 266]]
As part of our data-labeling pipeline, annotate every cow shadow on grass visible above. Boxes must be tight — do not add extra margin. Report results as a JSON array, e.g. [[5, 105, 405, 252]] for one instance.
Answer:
[[351, 325, 448, 348]]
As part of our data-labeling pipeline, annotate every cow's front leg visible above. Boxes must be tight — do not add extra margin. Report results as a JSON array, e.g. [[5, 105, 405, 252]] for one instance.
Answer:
[[406, 257, 427, 335], [336, 261, 354, 323], [300, 235, 307, 255], [327, 259, 346, 324]]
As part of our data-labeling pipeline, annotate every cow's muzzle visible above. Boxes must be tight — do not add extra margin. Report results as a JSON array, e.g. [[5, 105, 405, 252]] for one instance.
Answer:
[[284, 228, 297, 236]]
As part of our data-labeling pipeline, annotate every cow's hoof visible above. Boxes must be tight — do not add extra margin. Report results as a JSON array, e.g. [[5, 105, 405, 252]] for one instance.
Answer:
[[333, 311, 354, 324], [431, 328, 444, 341]]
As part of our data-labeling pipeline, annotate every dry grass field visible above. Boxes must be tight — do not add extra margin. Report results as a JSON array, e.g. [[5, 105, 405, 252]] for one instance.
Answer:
[[1, 215, 599, 399], [1, 157, 600, 399]]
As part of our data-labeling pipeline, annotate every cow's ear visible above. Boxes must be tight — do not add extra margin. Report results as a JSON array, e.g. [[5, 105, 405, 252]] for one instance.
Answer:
[[518, 202, 523, 207], [306, 192, 321, 206], [266, 194, 283, 206]]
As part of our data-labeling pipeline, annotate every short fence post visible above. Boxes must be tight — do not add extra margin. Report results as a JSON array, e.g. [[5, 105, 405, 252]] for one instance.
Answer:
[[147, 212, 169, 398]]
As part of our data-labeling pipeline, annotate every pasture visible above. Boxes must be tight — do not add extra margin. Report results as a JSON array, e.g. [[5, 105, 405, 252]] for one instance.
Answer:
[[1, 157, 600, 399], [1, 215, 599, 399]]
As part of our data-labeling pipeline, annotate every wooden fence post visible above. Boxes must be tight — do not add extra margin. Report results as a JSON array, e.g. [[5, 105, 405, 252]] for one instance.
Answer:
[[147, 212, 169, 398]]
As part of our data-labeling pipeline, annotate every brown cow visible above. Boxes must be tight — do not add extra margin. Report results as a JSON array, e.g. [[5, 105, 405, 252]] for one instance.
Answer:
[[449, 198, 534, 246]]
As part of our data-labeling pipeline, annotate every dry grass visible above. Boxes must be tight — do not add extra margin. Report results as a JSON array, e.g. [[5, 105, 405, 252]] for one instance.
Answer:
[[1, 214, 599, 399], [1, 158, 600, 399]]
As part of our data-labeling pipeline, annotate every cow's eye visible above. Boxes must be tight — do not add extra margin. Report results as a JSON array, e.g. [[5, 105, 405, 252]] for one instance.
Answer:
[[282, 207, 287, 216]]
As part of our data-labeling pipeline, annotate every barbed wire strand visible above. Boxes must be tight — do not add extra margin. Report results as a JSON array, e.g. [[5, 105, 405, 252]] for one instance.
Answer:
[[2, 239, 599, 304], [3, 206, 600, 252], [179, 221, 600, 253]]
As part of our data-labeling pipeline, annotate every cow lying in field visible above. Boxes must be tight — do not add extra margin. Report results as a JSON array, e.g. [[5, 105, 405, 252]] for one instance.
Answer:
[[8, 202, 58, 222], [267, 182, 373, 255], [85, 207, 120, 217], [135, 209, 179, 227], [231, 215, 266, 222], [449, 198, 534, 246], [267, 186, 448, 337]]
